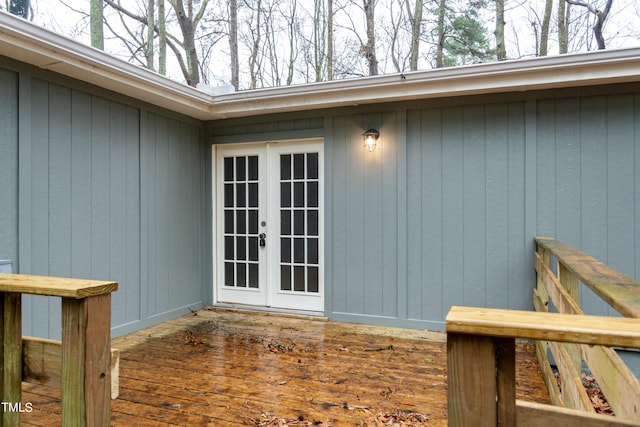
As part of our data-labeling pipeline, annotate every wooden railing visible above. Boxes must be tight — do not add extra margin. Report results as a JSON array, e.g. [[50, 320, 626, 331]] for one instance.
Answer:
[[534, 236, 640, 418], [446, 306, 640, 427], [446, 237, 640, 426], [0, 273, 118, 427], [22, 336, 120, 399]]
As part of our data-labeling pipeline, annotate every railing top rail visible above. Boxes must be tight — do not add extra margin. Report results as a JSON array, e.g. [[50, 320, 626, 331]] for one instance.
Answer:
[[0, 273, 118, 298], [446, 306, 640, 348], [535, 236, 640, 318]]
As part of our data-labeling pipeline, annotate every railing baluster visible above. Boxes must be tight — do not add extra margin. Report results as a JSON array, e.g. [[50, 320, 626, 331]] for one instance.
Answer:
[[557, 263, 582, 390]]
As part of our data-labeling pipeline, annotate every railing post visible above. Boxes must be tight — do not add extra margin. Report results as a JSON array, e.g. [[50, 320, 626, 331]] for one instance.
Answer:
[[496, 337, 516, 426], [448, 333, 515, 426], [62, 293, 112, 426], [0, 274, 116, 426], [0, 293, 22, 427], [535, 241, 550, 308]]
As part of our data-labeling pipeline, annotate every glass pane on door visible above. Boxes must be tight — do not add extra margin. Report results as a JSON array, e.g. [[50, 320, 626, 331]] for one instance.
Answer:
[[223, 155, 260, 288], [279, 152, 320, 294]]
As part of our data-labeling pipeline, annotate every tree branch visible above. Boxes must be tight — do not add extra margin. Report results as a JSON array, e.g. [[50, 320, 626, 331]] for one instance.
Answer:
[[564, 0, 596, 15], [104, 0, 149, 25]]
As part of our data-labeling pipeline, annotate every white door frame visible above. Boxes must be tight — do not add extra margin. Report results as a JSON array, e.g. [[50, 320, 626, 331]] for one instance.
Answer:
[[212, 138, 324, 312]]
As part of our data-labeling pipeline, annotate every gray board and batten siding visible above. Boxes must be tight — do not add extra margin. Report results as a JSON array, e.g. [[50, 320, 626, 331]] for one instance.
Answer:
[[0, 58, 211, 339], [3, 51, 640, 337], [211, 84, 640, 330]]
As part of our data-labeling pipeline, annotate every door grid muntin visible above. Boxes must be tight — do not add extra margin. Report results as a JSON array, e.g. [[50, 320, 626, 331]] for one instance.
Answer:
[[223, 155, 260, 289], [279, 152, 320, 294]]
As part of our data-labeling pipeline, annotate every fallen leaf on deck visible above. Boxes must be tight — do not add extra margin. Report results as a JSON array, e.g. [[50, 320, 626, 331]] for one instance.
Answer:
[[360, 409, 431, 426], [184, 329, 205, 346], [249, 412, 324, 426]]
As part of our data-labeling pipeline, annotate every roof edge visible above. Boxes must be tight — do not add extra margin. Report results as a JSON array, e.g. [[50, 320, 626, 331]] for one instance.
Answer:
[[0, 11, 214, 120], [211, 48, 640, 118]]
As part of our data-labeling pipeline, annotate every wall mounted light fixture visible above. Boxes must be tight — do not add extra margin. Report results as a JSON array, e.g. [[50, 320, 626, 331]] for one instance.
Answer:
[[363, 128, 380, 152]]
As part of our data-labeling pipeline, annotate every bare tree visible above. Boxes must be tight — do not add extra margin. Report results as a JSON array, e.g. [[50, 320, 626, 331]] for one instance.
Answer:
[[245, 0, 262, 89], [539, 0, 553, 56], [327, 0, 334, 80], [405, 0, 423, 70], [170, 0, 208, 85], [565, 0, 612, 49], [158, 0, 167, 75], [435, 0, 447, 67], [103, 0, 209, 86], [90, 0, 104, 49], [558, 0, 569, 53], [385, 0, 407, 72], [495, 0, 506, 60], [263, 2, 281, 86], [229, 0, 239, 88], [362, 0, 378, 75], [282, 1, 300, 85], [146, 0, 154, 68], [312, 0, 327, 81]]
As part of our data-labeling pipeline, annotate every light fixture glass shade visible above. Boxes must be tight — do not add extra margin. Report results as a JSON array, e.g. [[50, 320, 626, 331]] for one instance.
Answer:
[[363, 129, 379, 152]]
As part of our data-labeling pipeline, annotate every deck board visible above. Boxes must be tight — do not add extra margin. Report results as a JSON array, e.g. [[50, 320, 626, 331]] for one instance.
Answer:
[[21, 308, 550, 426]]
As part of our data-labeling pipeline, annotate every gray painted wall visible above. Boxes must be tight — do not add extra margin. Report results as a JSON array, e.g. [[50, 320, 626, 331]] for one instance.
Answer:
[[404, 103, 529, 323], [3, 53, 639, 336], [0, 69, 18, 270], [536, 92, 640, 316], [326, 103, 531, 329], [0, 60, 211, 338], [211, 86, 640, 330]]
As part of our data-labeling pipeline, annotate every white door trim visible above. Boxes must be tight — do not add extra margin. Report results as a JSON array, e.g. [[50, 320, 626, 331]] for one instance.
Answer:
[[212, 139, 324, 312], [214, 143, 268, 306]]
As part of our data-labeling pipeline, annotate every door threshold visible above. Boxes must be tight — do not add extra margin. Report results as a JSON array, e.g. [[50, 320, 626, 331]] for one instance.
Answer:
[[210, 303, 326, 319]]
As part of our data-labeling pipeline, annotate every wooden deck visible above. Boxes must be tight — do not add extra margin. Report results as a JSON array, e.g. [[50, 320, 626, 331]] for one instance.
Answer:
[[21, 308, 550, 426]]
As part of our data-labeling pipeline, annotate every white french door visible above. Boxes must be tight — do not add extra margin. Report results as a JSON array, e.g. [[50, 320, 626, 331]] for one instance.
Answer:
[[215, 140, 324, 312]]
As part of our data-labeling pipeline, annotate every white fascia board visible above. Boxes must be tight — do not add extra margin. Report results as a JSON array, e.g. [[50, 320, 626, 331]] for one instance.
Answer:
[[0, 11, 214, 120], [211, 48, 640, 118], [1, 12, 639, 121]]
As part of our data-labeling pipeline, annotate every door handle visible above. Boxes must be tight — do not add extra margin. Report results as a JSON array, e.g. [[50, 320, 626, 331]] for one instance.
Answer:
[[259, 233, 266, 247]]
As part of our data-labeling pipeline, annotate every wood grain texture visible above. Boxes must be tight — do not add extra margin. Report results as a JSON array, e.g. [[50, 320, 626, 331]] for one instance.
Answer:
[[535, 238, 640, 418], [447, 333, 497, 427], [580, 344, 640, 419], [1, 293, 22, 427], [83, 294, 111, 425], [61, 298, 86, 425], [534, 339, 564, 408], [534, 252, 582, 314], [446, 306, 640, 348], [22, 337, 62, 387], [535, 237, 640, 318], [22, 308, 550, 426], [0, 274, 117, 298], [22, 337, 120, 399], [516, 400, 640, 427], [61, 294, 111, 426], [548, 340, 593, 412], [496, 337, 516, 427]]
